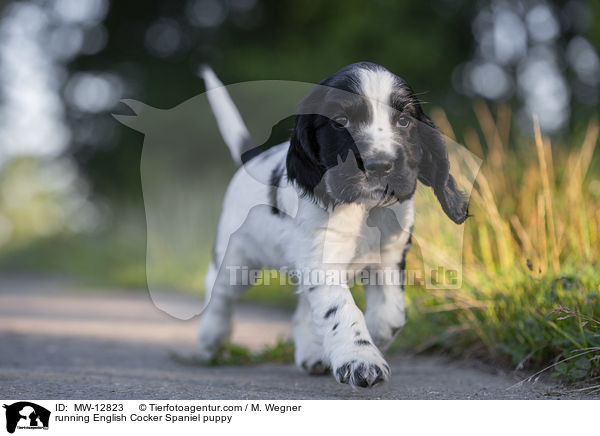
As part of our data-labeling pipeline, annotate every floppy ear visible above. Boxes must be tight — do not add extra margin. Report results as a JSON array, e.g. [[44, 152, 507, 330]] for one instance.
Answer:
[[286, 114, 325, 194], [417, 116, 469, 224]]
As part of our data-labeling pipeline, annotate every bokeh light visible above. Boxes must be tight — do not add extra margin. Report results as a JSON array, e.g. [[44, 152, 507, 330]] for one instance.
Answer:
[[455, 0, 599, 132]]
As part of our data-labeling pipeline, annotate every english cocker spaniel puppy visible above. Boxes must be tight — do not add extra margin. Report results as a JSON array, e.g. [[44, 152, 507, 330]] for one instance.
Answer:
[[197, 62, 468, 388]]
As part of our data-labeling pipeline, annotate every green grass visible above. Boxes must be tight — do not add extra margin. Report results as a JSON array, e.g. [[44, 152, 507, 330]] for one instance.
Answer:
[[396, 269, 600, 379], [170, 339, 294, 366], [400, 105, 600, 380]]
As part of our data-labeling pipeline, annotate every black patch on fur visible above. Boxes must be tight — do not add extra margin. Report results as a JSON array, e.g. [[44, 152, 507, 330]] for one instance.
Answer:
[[372, 365, 386, 386], [269, 165, 284, 215], [239, 135, 259, 164], [240, 116, 295, 164], [324, 306, 338, 319], [417, 117, 469, 224], [398, 254, 407, 272], [334, 360, 356, 384], [398, 230, 413, 272], [308, 286, 316, 292], [286, 63, 373, 205], [332, 323, 339, 331], [353, 363, 369, 387], [355, 339, 371, 346]]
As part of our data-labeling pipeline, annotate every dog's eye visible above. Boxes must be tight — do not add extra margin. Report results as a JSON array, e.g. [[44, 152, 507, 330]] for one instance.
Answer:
[[396, 116, 411, 128], [333, 115, 350, 128]]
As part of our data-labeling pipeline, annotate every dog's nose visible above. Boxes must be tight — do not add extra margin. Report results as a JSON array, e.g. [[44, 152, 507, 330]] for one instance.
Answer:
[[365, 158, 393, 176]]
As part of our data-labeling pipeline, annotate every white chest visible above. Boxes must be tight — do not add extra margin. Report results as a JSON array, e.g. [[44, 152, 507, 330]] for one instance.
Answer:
[[306, 200, 414, 267]]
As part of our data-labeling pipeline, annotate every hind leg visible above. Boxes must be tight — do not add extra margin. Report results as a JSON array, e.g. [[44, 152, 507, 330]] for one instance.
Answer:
[[363, 267, 407, 351], [292, 293, 329, 374], [196, 249, 255, 359]]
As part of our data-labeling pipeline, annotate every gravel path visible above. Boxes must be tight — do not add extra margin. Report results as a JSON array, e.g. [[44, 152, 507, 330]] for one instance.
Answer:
[[0, 276, 595, 399]]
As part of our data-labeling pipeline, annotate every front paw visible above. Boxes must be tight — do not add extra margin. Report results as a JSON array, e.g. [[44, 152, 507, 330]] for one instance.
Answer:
[[331, 345, 390, 388], [294, 340, 330, 375]]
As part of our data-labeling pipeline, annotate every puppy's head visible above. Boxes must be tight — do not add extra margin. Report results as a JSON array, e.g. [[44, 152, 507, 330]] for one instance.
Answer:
[[286, 62, 468, 224]]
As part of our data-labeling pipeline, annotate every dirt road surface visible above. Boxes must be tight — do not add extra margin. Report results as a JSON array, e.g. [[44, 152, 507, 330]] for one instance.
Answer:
[[0, 277, 595, 399]]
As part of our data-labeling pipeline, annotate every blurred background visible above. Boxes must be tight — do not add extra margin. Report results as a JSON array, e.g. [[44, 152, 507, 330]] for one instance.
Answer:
[[0, 0, 599, 376]]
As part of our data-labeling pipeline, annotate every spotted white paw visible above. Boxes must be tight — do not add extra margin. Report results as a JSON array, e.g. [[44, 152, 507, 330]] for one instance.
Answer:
[[331, 342, 390, 387]]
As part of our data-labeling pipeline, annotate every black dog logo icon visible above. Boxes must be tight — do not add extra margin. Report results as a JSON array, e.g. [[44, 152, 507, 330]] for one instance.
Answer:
[[3, 402, 50, 433]]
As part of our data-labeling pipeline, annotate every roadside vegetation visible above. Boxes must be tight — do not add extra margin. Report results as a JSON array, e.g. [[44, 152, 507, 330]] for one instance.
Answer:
[[398, 103, 600, 382]]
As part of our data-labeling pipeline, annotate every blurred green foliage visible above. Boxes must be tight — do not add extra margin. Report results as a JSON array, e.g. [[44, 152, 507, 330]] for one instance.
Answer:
[[66, 0, 479, 201]]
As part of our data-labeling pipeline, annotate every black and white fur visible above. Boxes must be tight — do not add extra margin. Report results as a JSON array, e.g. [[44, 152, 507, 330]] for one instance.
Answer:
[[197, 63, 468, 388]]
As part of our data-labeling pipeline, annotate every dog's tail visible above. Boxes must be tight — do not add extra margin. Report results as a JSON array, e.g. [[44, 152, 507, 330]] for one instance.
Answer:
[[199, 65, 252, 166]]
